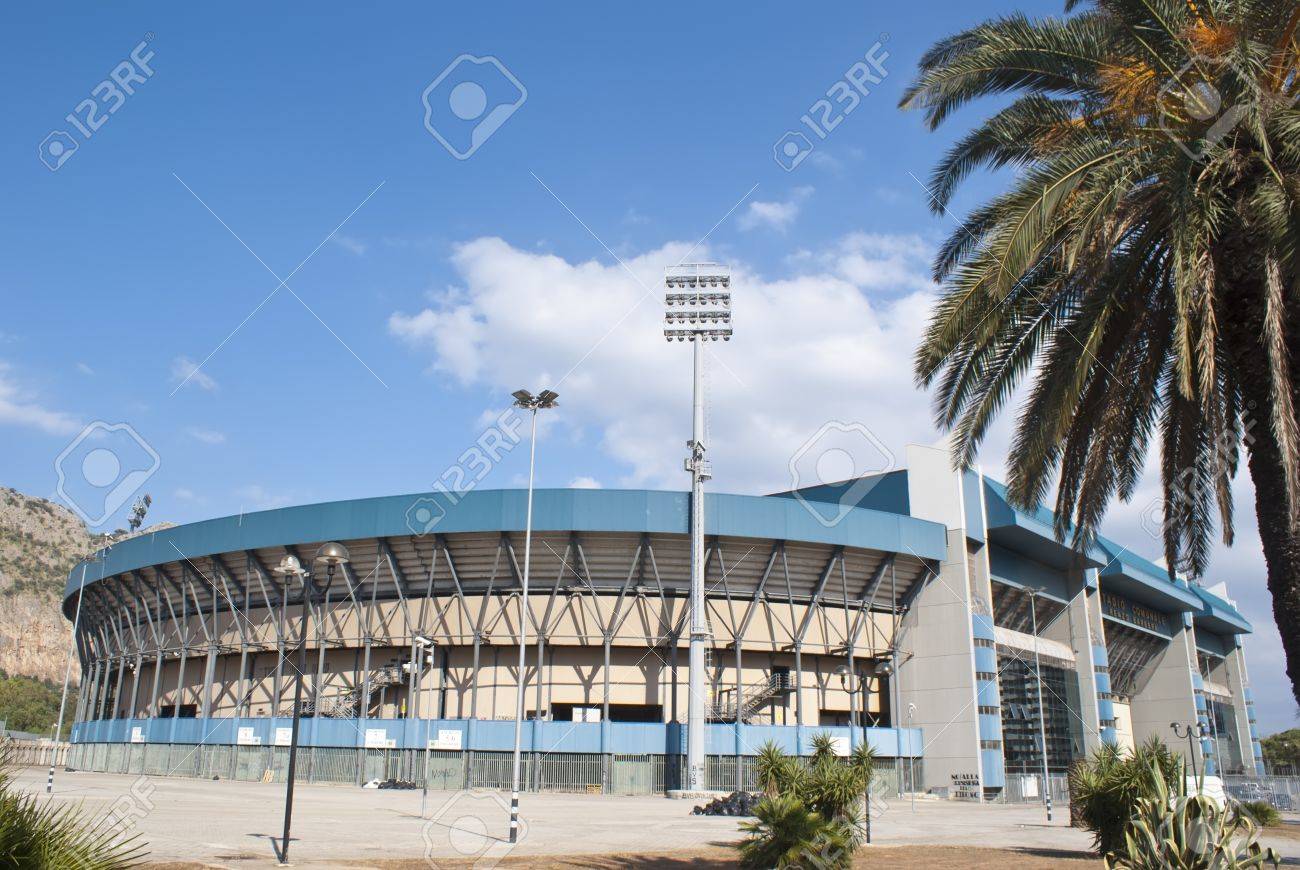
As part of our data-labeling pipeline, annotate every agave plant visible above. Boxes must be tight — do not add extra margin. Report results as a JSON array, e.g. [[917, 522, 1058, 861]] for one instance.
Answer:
[[737, 794, 858, 870], [1105, 757, 1281, 868], [0, 742, 145, 868], [1069, 737, 1185, 854]]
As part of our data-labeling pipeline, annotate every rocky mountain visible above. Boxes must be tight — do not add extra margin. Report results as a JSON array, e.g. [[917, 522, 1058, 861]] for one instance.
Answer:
[[0, 487, 176, 685], [0, 487, 94, 683]]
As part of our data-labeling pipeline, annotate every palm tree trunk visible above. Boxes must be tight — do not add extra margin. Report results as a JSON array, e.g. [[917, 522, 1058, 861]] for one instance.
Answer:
[[1221, 252, 1300, 709], [1241, 395, 1300, 710]]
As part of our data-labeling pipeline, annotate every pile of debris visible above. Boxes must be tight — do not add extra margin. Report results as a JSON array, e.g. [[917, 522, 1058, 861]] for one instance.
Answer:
[[691, 791, 762, 816], [362, 777, 418, 790]]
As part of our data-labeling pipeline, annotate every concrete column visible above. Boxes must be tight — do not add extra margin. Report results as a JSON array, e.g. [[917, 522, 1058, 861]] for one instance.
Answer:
[[1222, 638, 1262, 774], [1042, 568, 1105, 756], [1127, 614, 1200, 764], [897, 444, 989, 796]]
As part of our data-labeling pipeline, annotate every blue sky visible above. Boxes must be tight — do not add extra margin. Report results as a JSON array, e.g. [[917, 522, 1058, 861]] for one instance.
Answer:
[[3, 2, 1294, 733]]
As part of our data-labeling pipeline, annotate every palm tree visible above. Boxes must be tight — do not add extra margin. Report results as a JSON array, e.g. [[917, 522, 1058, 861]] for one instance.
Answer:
[[900, 0, 1300, 703]]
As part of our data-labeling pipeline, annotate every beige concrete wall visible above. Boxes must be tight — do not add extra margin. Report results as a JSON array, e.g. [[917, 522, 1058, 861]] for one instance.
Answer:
[[116, 637, 890, 726]]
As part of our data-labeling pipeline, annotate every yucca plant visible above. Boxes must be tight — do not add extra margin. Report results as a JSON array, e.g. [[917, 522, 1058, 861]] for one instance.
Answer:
[[737, 794, 858, 870], [754, 741, 795, 797], [902, 0, 1300, 705], [735, 734, 876, 866], [1069, 737, 1185, 854], [1105, 757, 1281, 868], [0, 743, 145, 868]]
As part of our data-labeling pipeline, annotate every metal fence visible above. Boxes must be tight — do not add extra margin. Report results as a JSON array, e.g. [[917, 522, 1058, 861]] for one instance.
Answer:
[[999, 772, 1071, 806], [61, 742, 922, 797], [1223, 775, 1300, 811]]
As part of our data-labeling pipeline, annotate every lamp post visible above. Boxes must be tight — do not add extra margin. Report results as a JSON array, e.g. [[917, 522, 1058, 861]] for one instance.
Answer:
[[273, 542, 350, 866], [664, 263, 731, 792], [413, 634, 434, 819], [508, 388, 558, 843], [1172, 721, 1206, 789], [907, 703, 917, 812], [834, 665, 870, 844], [1026, 587, 1052, 822]]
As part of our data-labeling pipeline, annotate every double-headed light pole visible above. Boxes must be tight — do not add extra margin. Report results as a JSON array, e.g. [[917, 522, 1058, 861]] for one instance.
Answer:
[[664, 264, 731, 791], [272, 542, 351, 866], [508, 388, 558, 843]]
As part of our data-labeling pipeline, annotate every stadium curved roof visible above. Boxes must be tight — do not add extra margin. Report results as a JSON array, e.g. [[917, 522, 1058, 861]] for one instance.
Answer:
[[63, 488, 949, 616]]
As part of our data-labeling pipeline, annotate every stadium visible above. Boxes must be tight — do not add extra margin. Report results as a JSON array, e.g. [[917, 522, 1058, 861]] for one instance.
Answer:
[[63, 442, 1264, 798]]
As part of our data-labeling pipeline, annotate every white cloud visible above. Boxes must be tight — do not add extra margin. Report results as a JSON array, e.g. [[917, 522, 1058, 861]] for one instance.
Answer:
[[170, 356, 218, 392], [0, 363, 80, 435], [331, 234, 367, 256], [738, 186, 814, 232], [186, 427, 226, 444], [76, 362, 94, 376], [389, 233, 940, 494], [569, 476, 602, 489], [174, 487, 201, 502], [235, 484, 293, 511]]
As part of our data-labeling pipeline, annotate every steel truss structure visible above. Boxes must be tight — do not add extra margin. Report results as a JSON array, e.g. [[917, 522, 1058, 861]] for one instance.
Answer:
[[70, 527, 933, 732]]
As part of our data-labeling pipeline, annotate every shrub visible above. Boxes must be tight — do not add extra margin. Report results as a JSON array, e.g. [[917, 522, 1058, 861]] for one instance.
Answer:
[[1069, 737, 1185, 854], [737, 794, 857, 870], [735, 735, 876, 868], [1104, 758, 1280, 869], [0, 742, 145, 868], [1239, 800, 1281, 828]]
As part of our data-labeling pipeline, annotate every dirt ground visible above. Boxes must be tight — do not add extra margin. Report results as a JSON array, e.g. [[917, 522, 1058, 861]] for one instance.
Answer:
[[143, 844, 1103, 868]]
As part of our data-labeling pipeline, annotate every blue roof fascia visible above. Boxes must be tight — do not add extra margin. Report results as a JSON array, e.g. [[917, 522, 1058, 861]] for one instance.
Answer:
[[65, 488, 949, 608], [981, 478, 1106, 568], [1191, 585, 1252, 635]]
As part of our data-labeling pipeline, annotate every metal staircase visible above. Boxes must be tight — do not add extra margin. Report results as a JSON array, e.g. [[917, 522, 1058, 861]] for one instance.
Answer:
[[278, 666, 404, 718], [710, 672, 796, 723]]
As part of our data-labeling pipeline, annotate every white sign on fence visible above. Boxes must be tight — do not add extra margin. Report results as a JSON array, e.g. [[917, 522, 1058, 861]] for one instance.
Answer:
[[237, 726, 261, 746], [364, 728, 390, 748], [430, 729, 462, 750], [130, 726, 145, 744], [274, 727, 293, 747]]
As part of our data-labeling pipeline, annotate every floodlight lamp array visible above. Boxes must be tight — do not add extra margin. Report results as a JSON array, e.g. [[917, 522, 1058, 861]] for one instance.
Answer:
[[664, 264, 733, 342]]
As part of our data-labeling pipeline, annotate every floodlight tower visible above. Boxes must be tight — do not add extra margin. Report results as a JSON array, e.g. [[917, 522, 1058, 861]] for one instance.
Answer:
[[664, 263, 732, 792]]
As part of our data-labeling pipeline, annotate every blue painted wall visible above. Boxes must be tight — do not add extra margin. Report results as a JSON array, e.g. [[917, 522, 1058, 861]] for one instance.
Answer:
[[71, 717, 925, 757]]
